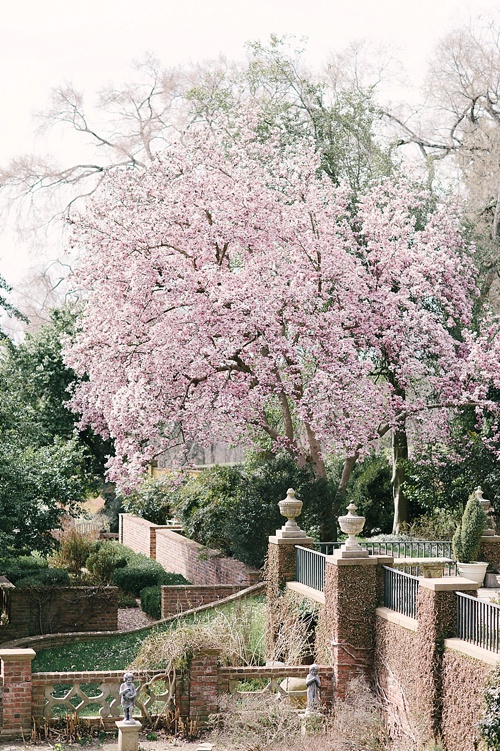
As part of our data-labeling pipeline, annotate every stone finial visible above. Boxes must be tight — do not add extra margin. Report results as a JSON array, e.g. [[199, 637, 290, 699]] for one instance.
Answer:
[[275, 488, 309, 539], [336, 502, 369, 559], [475, 486, 496, 536]]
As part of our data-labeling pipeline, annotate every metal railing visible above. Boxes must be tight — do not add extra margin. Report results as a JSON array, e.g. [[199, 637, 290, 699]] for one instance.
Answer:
[[383, 566, 419, 619], [296, 546, 326, 592], [316, 540, 453, 558], [457, 592, 500, 653]]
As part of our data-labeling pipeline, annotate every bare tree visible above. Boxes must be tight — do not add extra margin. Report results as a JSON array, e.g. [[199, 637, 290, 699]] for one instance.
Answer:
[[384, 15, 500, 310]]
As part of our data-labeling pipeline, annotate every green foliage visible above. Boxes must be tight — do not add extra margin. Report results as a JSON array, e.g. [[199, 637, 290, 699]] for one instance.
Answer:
[[0, 437, 94, 555], [118, 592, 139, 608], [165, 453, 338, 568], [0, 554, 48, 583], [0, 307, 113, 553], [243, 35, 396, 194], [140, 585, 162, 619], [85, 541, 127, 584], [452, 492, 487, 562], [343, 454, 393, 535], [404, 411, 500, 524], [110, 553, 188, 596], [0, 272, 28, 335], [404, 509, 462, 541], [51, 529, 96, 580], [479, 664, 500, 750], [121, 476, 175, 525], [111, 566, 163, 596], [15, 568, 71, 587]]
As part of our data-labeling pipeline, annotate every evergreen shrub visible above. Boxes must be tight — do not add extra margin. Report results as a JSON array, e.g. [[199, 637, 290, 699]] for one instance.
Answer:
[[111, 564, 188, 596], [0, 555, 48, 583], [86, 541, 127, 584], [452, 492, 487, 563], [15, 568, 71, 587], [140, 585, 162, 619]]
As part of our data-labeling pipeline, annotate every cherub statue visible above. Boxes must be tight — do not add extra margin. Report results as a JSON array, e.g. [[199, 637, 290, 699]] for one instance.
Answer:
[[306, 664, 321, 714], [119, 671, 137, 723]]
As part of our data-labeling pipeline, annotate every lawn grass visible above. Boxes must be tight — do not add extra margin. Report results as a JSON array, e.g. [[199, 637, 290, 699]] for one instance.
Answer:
[[31, 594, 265, 673]]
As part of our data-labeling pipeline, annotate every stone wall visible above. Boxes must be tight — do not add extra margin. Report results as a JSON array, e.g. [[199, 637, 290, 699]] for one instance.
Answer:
[[0, 586, 119, 643], [264, 530, 497, 748], [374, 591, 496, 750], [440, 646, 492, 751]]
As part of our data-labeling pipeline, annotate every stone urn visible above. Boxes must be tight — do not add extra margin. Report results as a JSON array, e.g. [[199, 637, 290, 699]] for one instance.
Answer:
[[475, 486, 496, 536], [276, 488, 307, 538], [338, 502, 368, 556]]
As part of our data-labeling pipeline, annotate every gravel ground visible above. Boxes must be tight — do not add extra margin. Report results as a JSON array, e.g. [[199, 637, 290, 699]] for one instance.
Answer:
[[0, 733, 212, 751], [117, 606, 157, 631]]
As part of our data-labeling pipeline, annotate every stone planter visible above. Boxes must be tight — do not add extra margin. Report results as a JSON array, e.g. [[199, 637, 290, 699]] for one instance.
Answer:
[[456, 561, 488, 585]]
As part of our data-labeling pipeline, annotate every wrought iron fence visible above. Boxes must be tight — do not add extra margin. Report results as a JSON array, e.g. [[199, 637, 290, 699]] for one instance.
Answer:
[[457, 592, 500, 653], [383, 566, 419, 619], [316, 540, 453, 558], [295, 546, 326, 591]]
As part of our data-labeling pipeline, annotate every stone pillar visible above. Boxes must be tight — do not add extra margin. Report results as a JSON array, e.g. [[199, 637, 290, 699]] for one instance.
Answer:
[[479, 536, 500, 570], [189, 650, 219, 727], [323, 554, 379, 699], [416, 577, 479, 744], [0, 648, 36, 738], [266, 489, 314, 657], [116, 720, 142, 751]]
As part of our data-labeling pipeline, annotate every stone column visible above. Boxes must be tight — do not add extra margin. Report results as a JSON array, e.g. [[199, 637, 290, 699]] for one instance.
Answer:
[[415, 576, 479, 744], [0, 648, 36, 738]]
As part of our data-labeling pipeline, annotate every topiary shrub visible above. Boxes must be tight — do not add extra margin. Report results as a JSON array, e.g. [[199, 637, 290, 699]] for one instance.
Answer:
[[140, 585, 162, 619], [15, 568, 71, 587], [86, 542, 127, 584], [452, 491, 487, 563], [111, 564, 188, 596]]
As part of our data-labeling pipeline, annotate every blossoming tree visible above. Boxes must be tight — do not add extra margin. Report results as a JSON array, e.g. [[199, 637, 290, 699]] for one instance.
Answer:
[[65, 123, 500, 532]]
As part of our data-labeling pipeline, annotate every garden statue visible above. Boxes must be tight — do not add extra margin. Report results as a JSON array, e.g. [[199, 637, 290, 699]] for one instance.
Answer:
[[119, 671, 137, 723], [305, 664, 321, 714]]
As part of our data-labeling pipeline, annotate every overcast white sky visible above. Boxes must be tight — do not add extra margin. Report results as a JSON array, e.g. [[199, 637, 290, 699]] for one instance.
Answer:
[[1, 0, 499, 290]]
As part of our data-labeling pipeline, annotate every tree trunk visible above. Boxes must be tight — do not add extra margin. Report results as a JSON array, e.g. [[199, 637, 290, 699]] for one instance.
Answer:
[[391, 425, 409, 533]]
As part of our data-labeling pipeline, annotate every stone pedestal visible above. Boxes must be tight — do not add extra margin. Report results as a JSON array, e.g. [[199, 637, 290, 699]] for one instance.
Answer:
[[116, 720, 142, 751]]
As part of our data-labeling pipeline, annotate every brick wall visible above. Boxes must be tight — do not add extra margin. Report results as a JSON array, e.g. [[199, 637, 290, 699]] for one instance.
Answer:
[[0, 587, 119, 644], [120, 515, 156, 558], [120, 514, 260, 586], [0, 652, 330, 736], [161, 585, 245, 618]]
